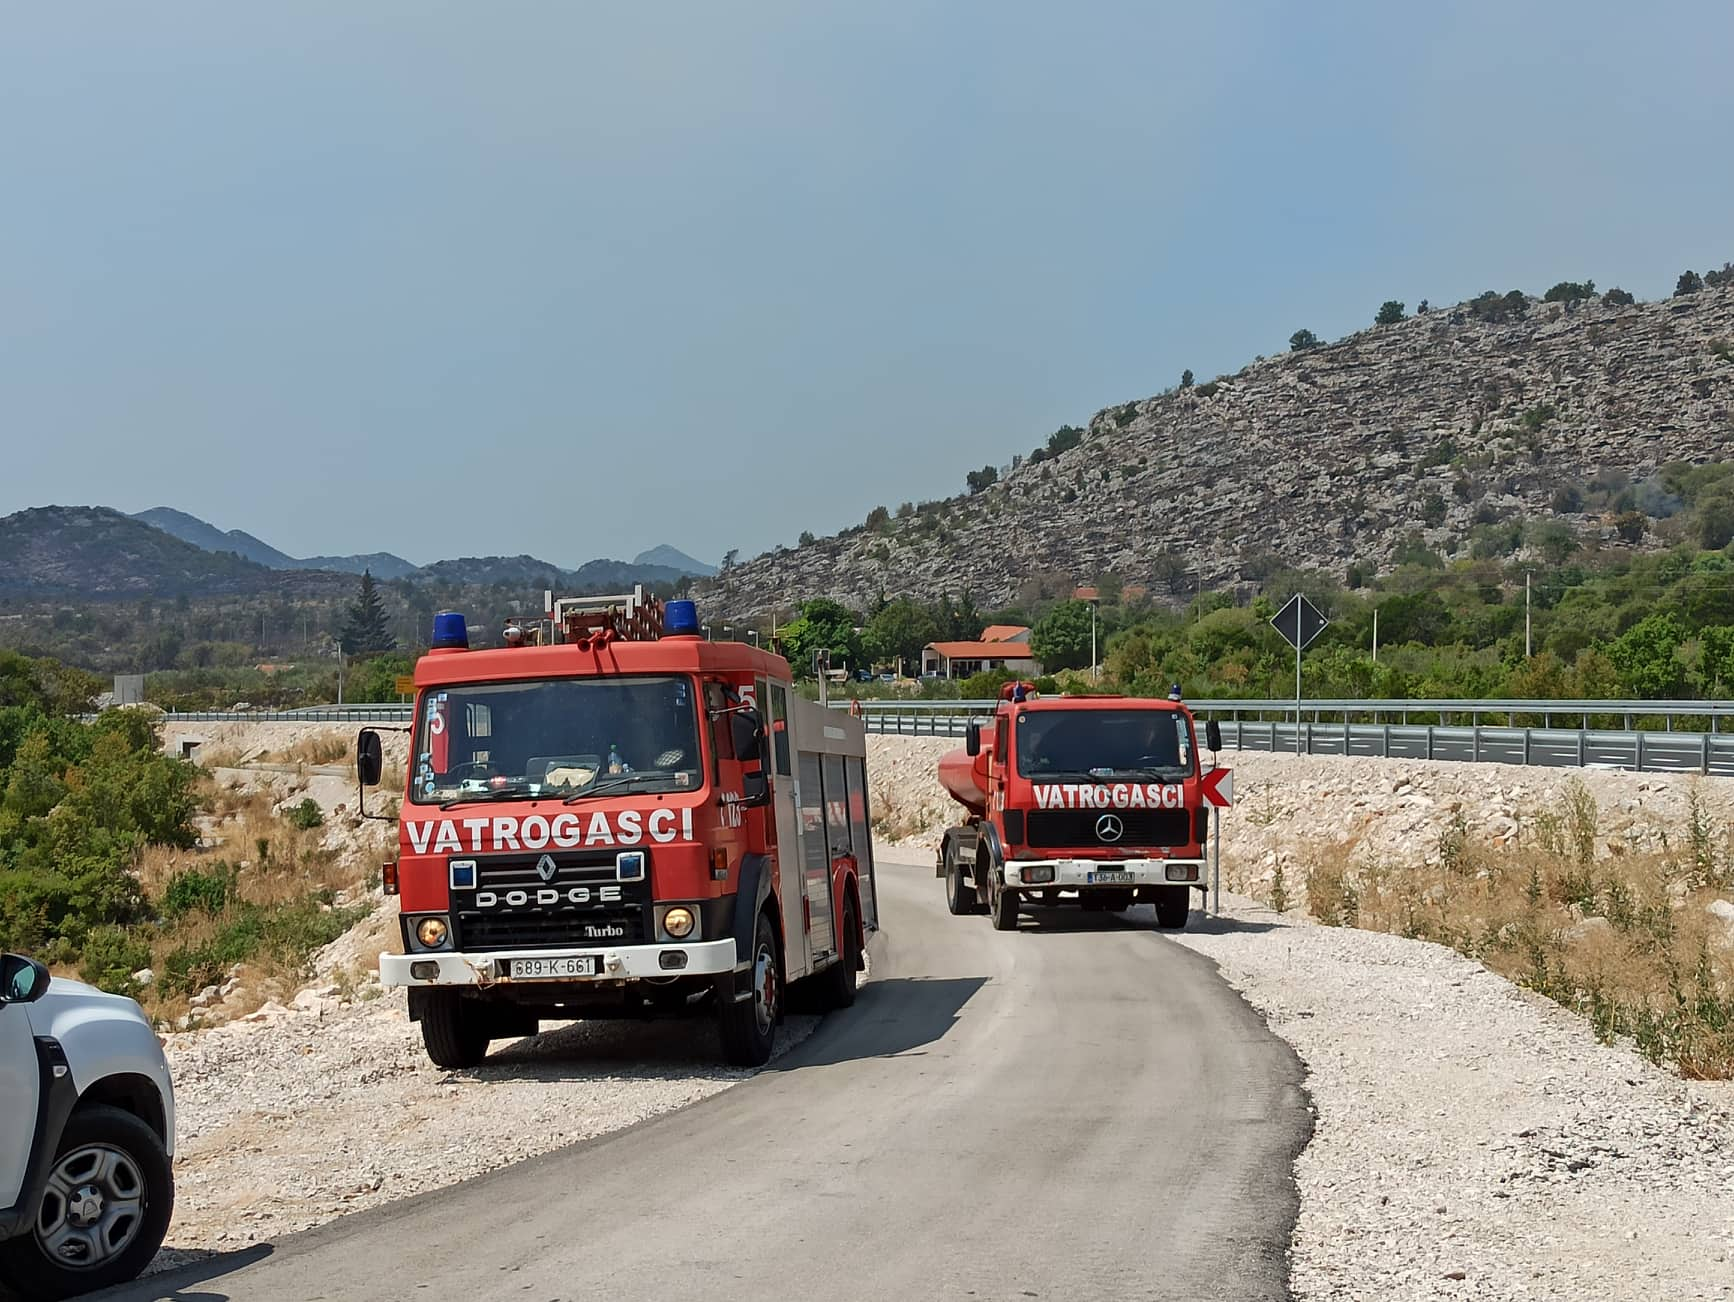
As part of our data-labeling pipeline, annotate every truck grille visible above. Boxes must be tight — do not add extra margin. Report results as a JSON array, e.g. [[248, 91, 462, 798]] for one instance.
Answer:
[[1024, 808, 1193, 849], [451, 850, 652, 952]]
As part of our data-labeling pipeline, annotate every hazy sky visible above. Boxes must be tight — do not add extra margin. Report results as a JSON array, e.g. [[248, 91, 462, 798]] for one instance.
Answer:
[[4, 2, 1731, 569]]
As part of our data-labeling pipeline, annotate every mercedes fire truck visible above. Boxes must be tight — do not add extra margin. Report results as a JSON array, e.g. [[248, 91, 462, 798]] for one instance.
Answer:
[[361, 590, 876, 1069], [937, 683, 1224, 930]]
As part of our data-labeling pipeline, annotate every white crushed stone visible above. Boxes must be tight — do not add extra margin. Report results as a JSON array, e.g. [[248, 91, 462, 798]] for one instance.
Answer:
[[1175, 900, 1734, 1300], [153, 987, 817, 1268]]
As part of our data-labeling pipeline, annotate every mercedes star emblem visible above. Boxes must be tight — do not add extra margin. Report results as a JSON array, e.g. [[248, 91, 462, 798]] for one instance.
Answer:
[[1095, 814, 1125, 843], [535, 853, 558, 882]]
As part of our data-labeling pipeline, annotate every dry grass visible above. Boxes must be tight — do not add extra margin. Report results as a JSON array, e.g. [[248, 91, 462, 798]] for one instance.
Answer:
[[1301, 778, 1734, 1078], [131, 774, 370, 1023], [278, 734, 351, 767]]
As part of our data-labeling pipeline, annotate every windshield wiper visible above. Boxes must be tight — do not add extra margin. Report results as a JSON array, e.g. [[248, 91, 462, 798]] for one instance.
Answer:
[[439, 785, 535, 810], [563, 773, 675, 805]]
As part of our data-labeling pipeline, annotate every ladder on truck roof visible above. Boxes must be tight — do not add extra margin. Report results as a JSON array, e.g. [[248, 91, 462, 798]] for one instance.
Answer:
[[544, 585, 665, 644]]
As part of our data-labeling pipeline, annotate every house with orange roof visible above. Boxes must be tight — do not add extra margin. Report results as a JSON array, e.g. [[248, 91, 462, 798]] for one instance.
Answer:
[[920, 625, 1042, 679]]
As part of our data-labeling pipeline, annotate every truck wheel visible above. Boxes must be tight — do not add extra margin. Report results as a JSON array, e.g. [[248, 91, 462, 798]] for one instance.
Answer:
[[720, 910, 780, 1067], [1154, 885, 1191, 930], [989, 870, 1020, 932], [818, 897, 860, 1010], [418, 990, 490, 1069], [0, 1104, 174, 1300], [946, 844, 982, 915]]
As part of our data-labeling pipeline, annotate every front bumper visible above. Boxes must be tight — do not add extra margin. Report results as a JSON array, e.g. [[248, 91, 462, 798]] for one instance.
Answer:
[[1002, 858, 1205, 888], [379, 937, 738, 987]]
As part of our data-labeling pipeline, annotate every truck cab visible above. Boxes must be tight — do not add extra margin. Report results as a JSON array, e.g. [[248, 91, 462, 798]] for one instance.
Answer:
[[936, 684, 1221, 931], [366, 592, 876, 1070]]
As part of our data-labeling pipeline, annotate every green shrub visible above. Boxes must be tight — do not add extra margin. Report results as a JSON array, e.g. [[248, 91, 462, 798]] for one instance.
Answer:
[[1375, 300, 1405, 325], [285, 798, 325, 830], [78, 926, 154, 996], [1289, 328, 1320, 351], [1602, 287, 1635, 306], [159, 862, 237, 919]]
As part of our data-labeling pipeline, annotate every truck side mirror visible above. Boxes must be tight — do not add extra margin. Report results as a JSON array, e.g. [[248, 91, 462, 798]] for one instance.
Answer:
[[357, 729, 384, 787], [1206, 719, 1222, 753], [730, 708, 764, 763], [741, 766, 770, 808], [0, 953, 49, 1004], [965, 721, 981, 757]]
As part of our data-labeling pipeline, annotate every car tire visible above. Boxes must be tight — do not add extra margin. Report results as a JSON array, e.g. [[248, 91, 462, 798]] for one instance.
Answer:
[[418, 990, 490, 1069], [1154, 885, 1191, 930], [818, 896, 860, 1010], [720, 910, 780, 1068], [0, 1104, 173, 1301]]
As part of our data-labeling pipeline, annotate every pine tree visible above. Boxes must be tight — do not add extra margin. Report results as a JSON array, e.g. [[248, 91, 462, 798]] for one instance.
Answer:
[[339, 571, 395, 655]]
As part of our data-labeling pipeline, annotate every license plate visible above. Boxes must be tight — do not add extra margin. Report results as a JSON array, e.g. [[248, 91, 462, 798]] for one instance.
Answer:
[[1087, 871, 1134, 884], [506, 956, 599, 980]]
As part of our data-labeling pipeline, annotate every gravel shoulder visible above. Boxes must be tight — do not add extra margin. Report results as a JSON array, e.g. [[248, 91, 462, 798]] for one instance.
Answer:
[[153, 987, 818, 1267], [1177, 897, 1734, 1300]]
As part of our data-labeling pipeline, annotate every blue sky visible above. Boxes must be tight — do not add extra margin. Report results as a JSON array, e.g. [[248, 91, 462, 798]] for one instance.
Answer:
[[4, 1, 1731, 568]]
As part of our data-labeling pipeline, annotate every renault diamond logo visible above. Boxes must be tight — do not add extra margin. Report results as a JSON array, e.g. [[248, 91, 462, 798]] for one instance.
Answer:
[[535, 854, 558, 883], [1095, 814, 1125, 843]]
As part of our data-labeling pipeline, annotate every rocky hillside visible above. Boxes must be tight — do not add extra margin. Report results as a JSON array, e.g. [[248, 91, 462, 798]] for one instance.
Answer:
[[712, 280, 1734, 615]]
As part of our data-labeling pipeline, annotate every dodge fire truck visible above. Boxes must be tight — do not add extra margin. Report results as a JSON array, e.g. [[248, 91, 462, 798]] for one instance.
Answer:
[[937, 683, 1223, 930], [360, 591, 876, 1069]]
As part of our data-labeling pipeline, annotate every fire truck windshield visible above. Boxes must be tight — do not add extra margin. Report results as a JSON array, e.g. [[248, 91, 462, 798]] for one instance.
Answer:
[[409, 675, 702, 805], [1014, 708, 1195, 781]]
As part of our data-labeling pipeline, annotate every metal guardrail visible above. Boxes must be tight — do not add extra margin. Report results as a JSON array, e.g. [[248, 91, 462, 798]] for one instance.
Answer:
[[158, 707, 414, 724], [150, 698, 1734, 776], [831, 698, 1734, 775]]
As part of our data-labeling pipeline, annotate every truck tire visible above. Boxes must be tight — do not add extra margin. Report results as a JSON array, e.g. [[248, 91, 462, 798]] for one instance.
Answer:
[[1154, 885, 1191, 930], [419, 990, 490, 1069], [946, 843, 982, 915], [817, 896, 860, 1010], [0, 1104, 174, 1300], [720, 909, 780, 1067], [989, 869, 1020, 932]]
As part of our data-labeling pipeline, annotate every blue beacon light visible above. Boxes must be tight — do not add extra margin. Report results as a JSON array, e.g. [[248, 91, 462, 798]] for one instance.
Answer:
[[430, 610, 469, 650], [664, 601, 701, 637]]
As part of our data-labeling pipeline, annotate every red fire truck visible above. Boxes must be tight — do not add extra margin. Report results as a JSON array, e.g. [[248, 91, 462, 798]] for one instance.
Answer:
[[936, 683, 1223, 930], [359, 591, 876, 1069]]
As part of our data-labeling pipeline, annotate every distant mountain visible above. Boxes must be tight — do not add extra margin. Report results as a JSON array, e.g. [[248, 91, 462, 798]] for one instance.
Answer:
[[413, 554, 690, 590], [131, 507, 297, 568], [0, 506, 350, 598], [131, 508, 418, 579], [633, 545, 716, 577]]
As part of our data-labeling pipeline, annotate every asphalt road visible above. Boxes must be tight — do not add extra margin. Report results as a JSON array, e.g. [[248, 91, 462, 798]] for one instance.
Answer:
[[118, 858, 1309, 1302]]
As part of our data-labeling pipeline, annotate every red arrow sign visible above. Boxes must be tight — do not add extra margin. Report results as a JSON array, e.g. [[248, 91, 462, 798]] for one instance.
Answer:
[[1200, 767, 1234, 808]]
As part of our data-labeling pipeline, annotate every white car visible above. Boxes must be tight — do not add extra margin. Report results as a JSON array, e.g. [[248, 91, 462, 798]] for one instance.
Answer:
[[0, 954, 175, 1300]]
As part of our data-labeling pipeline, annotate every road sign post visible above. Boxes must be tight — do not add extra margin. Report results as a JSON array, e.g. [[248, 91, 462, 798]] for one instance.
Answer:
[[1270, 595, 1329, 757], [1200, 767, 1233, 916]]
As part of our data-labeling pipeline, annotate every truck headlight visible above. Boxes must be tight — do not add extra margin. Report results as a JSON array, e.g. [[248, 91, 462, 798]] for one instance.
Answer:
[[1021, 866, 1055, 885], [662, 907, 696, 939], [415, 916, 450, 948]]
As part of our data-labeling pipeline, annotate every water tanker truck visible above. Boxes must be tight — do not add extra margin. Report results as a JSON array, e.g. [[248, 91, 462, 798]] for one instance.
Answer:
[[936, 683, 1223, 931]]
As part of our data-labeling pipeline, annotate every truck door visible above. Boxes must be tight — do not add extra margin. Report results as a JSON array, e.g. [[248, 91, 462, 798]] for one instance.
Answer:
[[798, 752, 835, 961], [0, 987, 40, 1210], [765, 683, 811, 978]]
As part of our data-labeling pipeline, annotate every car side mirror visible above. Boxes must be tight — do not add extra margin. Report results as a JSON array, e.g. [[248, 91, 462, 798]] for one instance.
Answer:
[[0, 953, 50, 1004], [1206, 719, 1222, 753], [730, 708, 764, 764], [357, 729, 384, 787], [965, 721, 981, 757]]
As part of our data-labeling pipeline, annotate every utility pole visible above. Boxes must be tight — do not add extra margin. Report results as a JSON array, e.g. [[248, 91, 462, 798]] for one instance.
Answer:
[[1090, 600, 1098, 682], [1525, 571, 1532, 658], [1372, 607, 1379, 663]]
